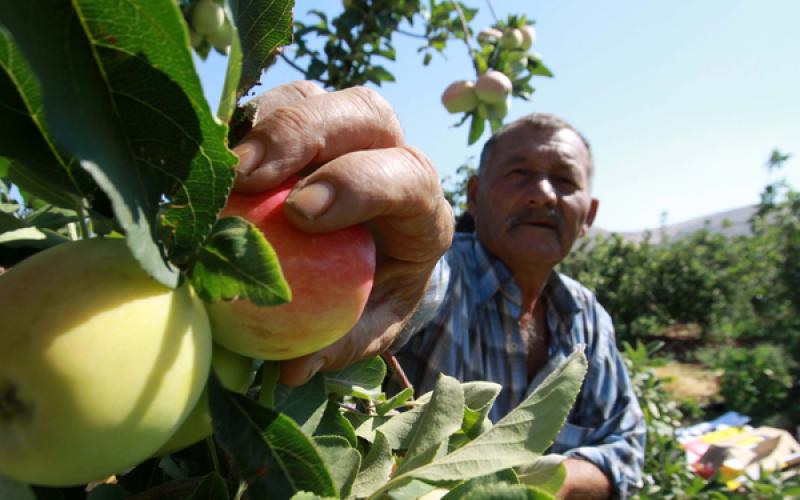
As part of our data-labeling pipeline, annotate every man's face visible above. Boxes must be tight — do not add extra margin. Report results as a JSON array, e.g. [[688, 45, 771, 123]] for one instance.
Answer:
[[468, 125, 599, 271]]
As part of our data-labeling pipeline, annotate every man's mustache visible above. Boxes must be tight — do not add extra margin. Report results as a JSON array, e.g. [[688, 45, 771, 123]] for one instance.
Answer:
[[506, 209, 561, 231]]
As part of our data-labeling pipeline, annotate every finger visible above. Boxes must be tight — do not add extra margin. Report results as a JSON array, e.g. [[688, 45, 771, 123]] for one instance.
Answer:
[[234, 86, 404, 193], [232, 81, 325, 187], [284, 145, 455, 264]]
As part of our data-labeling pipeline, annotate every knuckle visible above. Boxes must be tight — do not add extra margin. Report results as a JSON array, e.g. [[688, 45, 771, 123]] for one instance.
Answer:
[[287, 80, 324, 98]]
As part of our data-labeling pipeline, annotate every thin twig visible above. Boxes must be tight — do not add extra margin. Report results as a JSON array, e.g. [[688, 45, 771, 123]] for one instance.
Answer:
[[395, 28, 428, 39], [381, 352, 412, 391], [485, 0, 498, 23], [449, 0, 479, 75], [279, 52, 308, 77]]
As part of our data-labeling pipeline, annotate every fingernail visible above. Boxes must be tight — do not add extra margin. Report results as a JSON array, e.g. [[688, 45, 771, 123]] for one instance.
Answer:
[[232, 140, 264, 175], [287, 181, 335, 221]]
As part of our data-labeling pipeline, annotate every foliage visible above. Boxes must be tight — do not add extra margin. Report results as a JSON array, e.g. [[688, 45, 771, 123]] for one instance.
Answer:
[[0, 1, 589, 498], [697, 344, 795, 422], [285, 1, 554, 143]]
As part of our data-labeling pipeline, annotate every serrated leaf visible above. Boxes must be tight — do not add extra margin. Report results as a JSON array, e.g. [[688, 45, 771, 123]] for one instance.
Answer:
[[190, 216, 290, 306], [0, 31, 96, 209], [314, 399, 358, 448], [0, 476, 35, 500], [208, 374, 337, 498], [325, 356, 386, 399], [186, 472, 229, 500], [376, 387, 414, 416], [232, 0, 294, 99], [314, 436, 360, 499], [460, 483, 555, 499], [396, 375, 464, 475], [516, 456, 566, 495], [442, 469, 520, 499], [405, 349, 586, 484], [352, 430, 393, 498], [1, 1, 238, 285], [274, 373, 328, 435]]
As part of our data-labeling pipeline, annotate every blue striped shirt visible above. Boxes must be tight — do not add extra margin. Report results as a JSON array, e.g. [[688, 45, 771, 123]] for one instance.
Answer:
[[391, 233, 646, 498]]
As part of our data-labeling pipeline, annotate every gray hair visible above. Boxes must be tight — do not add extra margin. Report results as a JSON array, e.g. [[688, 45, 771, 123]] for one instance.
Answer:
[[477, 113, 594, 187]]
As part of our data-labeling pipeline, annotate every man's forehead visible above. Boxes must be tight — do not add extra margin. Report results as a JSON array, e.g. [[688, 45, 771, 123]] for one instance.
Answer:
[[493, 126, 590, 165]]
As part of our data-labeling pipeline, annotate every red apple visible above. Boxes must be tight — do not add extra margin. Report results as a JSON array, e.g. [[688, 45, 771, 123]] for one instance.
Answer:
[[475, 70, 513, 105], [205, 176, 376, 360]]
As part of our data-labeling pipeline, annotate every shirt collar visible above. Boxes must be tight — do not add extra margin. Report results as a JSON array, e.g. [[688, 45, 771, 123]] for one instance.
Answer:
[[470, 234, 582, 321]]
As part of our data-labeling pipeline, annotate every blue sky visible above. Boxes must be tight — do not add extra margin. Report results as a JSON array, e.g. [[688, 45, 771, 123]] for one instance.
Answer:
[[199, 1, 799, 232]]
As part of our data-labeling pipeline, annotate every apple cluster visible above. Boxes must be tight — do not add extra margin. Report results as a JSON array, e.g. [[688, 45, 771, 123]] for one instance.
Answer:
[[0, 177, 375, 486], [187, 0, 233, 55], [440, 24, 538, 122]]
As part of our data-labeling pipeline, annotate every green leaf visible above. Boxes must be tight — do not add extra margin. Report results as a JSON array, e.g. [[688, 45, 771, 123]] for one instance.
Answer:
[[0, 476, 35, 500], [459, 483, 555, 499], [468, 114, 486, 145], [208, 374, 337, 498], [314, 399, 358, 448], [365, 65, 396, 85], [314, 435, 361, 499], [274, 373, 328, 436], [443, 470, 519, 499], [0, 227, 46, 244], [232, 0, 294, 99], [372, 404, 425, 449], [2, 1, 239, 285], [186, 472, 229, 500], [406, 348, 586, 483], [461, 382, 501, 438], [376, 387, 414, 416], [352, 430, 393, 498], [0, 31, 96, 209], [396, 375, 464, 475], [190, 216, 290, 306], [0, 157, 9, 177], [325, 356, 386, 400], [517, 456, 566, 495], [386, 479, 439, 500], [528, 59, 554, 78]]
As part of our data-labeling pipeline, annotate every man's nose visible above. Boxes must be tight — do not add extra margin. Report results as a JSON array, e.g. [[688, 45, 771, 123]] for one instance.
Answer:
[[526, 177, 558, 207]]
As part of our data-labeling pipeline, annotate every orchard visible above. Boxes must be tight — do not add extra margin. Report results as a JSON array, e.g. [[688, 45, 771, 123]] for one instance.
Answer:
[[0, 1, 583, 499]]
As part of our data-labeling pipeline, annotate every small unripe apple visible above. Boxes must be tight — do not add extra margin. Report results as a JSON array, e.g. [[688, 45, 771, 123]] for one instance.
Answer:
[[441, 80, 478, 114], [477, 28, 502, 46], [520, 25, 536, 50], [0, 238, 212, 486], [490, 95, 512, 120], [206, 176, 376, 360], [191, 0, 224, 36], [189, 29, 204, 49], [156, 343, 253, 455], [207, 19, 233, 54], [500, 28, 523, 49], [474, 70, 513, 105]]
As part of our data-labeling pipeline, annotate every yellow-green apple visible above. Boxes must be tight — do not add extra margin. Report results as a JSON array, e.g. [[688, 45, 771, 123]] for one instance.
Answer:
[[207, 19, 233, 55], [477, 28, 502, 46], [500, 28, 523, 49], [0, 238, 212, 486], [157, 343, 254, 455], [206, 176, 376, 360], [441, 80, 479, 114], [190, 0, 224, 36], [520, 25, 536, 50], [475, 70, 513, 104]]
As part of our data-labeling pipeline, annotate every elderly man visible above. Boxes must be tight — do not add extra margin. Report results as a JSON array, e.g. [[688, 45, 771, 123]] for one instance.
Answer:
[[390, 113, 646, 499]]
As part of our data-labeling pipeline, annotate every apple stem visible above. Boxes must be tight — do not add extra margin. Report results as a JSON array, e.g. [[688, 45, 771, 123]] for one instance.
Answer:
[[381, 353, 413, 392]]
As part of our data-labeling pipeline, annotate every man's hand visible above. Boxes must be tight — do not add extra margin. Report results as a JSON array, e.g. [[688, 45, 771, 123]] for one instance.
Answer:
[[232, 81, 454, 386]]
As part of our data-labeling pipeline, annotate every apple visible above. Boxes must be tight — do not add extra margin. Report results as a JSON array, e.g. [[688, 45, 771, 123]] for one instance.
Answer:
[[500, 28, 523, 49], [520, 25, 536, 50], [441, 80, 478, 114], [190, 0, 225, 36], [205, 176, 376, 360], [475, 70, 513, 105], [477, 28, 502, 46], [0, 238, 212, 486], [490, 95, 512, 120], [207, 20, 233, 55], [156, 343, 254, 456]]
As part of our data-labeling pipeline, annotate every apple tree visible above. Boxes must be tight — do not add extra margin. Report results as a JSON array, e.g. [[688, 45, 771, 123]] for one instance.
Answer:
[[0, 1, 585, 498]]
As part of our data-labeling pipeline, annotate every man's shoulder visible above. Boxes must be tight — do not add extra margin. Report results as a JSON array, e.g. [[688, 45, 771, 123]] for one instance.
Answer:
[[554, 272, 600, 309]]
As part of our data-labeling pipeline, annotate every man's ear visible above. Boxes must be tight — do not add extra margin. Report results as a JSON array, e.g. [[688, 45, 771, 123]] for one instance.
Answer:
[[466, 175, 480, 214], [579, 198, 599, 238]]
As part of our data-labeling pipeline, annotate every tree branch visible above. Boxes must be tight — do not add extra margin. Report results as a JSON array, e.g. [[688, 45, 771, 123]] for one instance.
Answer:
[[449, 1, 479, 75], [279, 52, 308, 77]]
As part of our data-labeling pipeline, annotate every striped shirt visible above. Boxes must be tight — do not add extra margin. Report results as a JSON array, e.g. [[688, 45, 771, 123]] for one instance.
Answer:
[[391, 232, 646, 498]]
